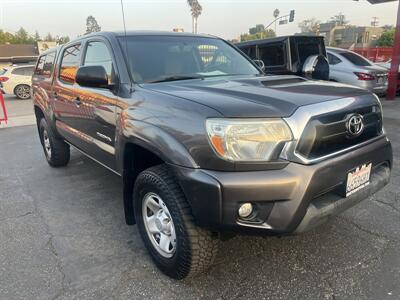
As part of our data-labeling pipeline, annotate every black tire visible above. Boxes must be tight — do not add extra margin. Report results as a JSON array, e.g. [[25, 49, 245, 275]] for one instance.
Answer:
[[39, 118, 70, 167], [14, 84, 31, 100], [134, 164, 219, 279]]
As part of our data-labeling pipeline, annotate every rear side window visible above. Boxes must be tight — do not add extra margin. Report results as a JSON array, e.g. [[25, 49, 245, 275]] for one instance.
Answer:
[[12, 66, 34, 76], [259, 43, 285, 67], [340, 52, 371, 66], [328, 53, 342, 65], [0, 68, 7, 75], [83, 41, 114, 82], [59, 44, 81, 84], [43, 52, 56, 77], [35, 52, 56, 77]]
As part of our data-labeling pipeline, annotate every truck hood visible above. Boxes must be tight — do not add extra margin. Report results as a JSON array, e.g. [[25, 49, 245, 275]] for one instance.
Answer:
[[142, 75, 370, 118]]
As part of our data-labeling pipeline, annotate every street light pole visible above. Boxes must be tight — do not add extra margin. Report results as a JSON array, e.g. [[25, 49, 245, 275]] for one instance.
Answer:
[[273, 9, 280, 35]]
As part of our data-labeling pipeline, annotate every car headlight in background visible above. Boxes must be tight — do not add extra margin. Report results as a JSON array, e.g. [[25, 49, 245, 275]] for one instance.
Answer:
[[206, 118, 293, 162]]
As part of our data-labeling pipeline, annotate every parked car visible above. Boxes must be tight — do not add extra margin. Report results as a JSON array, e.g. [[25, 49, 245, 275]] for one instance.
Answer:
[[327, 47, 388, 95], [376, 59, 391, 70], [375, 59, 400, 93], [236, 35, 329, 80], [32, 31, 392, 279], [0, 65, 35, 99]]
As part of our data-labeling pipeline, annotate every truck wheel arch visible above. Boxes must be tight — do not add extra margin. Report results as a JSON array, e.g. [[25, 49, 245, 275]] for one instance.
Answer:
[[120, 133, 198, 226]]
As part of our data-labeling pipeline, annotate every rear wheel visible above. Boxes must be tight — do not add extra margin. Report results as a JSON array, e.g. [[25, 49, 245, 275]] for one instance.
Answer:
[[134, 165, 219, 279], [14, 84, 31, 100], [39, 118, 70, 167]]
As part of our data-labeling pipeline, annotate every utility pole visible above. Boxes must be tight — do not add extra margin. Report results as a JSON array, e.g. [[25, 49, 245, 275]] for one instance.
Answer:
[[371, 17, 379, 27]]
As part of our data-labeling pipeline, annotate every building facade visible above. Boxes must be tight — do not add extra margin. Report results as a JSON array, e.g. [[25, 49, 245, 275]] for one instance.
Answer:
[[319, 23, 384, 48]]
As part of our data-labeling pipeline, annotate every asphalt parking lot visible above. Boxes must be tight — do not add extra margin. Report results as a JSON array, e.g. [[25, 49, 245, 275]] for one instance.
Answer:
[[0, 97, 399, 299]]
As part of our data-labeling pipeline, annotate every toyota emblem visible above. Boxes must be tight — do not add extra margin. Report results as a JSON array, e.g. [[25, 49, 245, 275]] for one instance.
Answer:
[[347, 114, 364, 137]]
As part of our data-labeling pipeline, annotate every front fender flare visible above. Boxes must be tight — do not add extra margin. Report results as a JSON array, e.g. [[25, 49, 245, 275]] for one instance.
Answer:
[[116, 119, 199, 173]]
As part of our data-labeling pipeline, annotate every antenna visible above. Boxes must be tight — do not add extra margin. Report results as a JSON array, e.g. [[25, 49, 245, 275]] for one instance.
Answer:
[[120, 0, 133, 90]]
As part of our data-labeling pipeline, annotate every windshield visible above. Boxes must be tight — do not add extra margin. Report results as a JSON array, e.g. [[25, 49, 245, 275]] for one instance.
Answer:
[[119, 35, 260, 83], [340, 52, 372, 66]]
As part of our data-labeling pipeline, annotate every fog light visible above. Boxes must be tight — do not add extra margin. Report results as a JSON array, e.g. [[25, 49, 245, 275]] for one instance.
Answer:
[[238, 203, 253, 218]]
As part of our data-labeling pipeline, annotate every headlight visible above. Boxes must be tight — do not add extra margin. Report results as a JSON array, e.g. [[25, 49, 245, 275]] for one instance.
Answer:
[[206, 118, 292, 162]]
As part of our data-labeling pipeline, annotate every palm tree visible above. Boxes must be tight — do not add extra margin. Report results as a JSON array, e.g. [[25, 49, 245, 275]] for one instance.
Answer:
[[187, 0, 202, 34]]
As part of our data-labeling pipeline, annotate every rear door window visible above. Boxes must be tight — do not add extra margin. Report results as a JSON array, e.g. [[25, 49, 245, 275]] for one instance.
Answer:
[[340, 52, 371, 66], [59, 44, 81, 84], [35, 56, 46, 75], [43, 52, 56, 77], [258, 43, 285, 67]]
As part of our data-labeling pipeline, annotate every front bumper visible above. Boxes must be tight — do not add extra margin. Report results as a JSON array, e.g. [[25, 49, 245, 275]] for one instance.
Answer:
[[171, 136, 392, 234]]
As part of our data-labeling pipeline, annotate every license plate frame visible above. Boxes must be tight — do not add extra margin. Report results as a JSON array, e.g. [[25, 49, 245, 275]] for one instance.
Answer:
[[346, 163, 372, 197]]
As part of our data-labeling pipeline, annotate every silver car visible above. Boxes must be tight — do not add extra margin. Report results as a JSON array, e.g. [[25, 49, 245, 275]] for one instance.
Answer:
[[327, 47, 388, 95]]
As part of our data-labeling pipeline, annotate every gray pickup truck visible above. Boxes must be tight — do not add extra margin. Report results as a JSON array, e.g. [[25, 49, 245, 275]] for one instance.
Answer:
[[32, 31, 392, 279]]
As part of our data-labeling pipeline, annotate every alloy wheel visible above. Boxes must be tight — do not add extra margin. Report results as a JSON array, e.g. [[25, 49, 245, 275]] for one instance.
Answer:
[[142, 192, 177, 258]]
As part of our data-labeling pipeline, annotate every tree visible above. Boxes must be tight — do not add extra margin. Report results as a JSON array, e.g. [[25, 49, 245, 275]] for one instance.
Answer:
[[377, 29, 395, 47], [14, 27, 29, 43], [298, 18, 320, 34], [34, 31, 41, 42], [249, 24, 265, 35], [44, 32, 55, 42], [85, 15, 101, 35], [240, 25, 276, 42], [187, 0, 202, 34]]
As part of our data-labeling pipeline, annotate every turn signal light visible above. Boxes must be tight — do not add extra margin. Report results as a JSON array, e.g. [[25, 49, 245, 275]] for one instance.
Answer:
[[354, 72, 375, 81], [0, 76, 9, 82]]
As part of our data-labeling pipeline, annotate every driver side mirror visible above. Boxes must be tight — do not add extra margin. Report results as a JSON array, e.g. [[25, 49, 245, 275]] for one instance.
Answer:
[[76, 65, 110, 89], [253, 59, 265, 72]]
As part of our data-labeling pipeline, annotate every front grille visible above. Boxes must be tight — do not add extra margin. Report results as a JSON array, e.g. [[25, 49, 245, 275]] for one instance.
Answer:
[[296, 105, 383, 160]]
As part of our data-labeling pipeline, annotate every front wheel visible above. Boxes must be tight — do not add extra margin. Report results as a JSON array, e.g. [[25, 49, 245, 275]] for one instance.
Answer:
[[134, 165, 219, 279], [14, 84, 31, 100]]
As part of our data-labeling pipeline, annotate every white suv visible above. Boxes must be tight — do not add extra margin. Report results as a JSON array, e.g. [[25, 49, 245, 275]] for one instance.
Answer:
[[0, 65, 35, 99]]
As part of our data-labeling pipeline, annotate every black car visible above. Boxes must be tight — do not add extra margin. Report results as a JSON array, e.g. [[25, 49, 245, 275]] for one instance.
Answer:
[[32, 31, 392, 279], [236, 35, 329, 80]]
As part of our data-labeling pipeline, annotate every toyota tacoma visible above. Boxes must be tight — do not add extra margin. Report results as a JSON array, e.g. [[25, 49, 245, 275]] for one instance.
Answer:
[[32, 31, 392, 279]]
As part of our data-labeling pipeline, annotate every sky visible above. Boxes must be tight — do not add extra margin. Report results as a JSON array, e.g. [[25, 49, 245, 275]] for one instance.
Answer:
[[0, 0, 398, 40]]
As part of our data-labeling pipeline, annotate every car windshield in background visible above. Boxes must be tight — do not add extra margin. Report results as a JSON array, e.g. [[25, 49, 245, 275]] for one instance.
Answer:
[[119, 35, 261, 83], [340, 52, 372, 66]]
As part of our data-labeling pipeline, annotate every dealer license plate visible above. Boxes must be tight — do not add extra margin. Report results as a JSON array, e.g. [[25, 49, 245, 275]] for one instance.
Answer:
[[346, 163, 372, 197]]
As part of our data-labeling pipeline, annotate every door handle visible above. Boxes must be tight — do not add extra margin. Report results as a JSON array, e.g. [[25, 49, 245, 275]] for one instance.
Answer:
[[74, 96, 81, 106]]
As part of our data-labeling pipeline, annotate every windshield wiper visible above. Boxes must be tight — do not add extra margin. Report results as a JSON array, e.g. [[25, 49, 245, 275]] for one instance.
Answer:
[[147, 75, 204, 83]]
